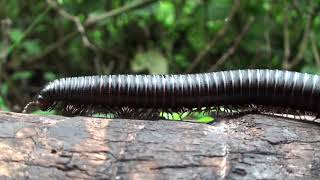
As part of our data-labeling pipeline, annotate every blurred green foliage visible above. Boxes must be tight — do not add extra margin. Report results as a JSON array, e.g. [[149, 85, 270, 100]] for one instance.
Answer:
[[0, 0, 320, 115], [0, 96, 9, 111]]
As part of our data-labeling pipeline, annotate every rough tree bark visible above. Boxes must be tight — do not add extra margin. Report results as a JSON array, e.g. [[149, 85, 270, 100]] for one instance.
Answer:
[[0, 111, 319, 179]]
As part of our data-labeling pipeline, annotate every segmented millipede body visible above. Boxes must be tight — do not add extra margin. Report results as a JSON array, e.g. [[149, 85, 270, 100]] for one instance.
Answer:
[[23, 69, 320, 121]]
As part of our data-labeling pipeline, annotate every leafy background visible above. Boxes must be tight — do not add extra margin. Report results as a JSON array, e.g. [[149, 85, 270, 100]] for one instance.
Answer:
[[0, 0, 320, 115]]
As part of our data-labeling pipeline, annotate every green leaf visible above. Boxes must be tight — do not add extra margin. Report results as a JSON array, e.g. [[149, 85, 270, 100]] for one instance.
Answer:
[[174, 54, 189, 68], [182, 0, 200, 15], [106, 24, 120, 40], [92, 30, 102, 44], [301, 66, 320, 74], [207, 0, 232, 20], [171, 113, 182, 120], [9, 29, 23, 42], [7, 7, 50, 55], [23, 40, 41, 56], [314, 16, 320, 27], [155, 1, 175, 27], [3, 0, 19, 17], [116, 14, 130, 27], [275, 14, 283, 24], [271, 56, 281, 67], [207, 20, 224, 32], [0, 83, 8, 96], [131, 49, 168, 74], [262, 1, 271, 11], [187, 28, 206, 50], [12, 71, 33, 80], [0, 96, 9, 111], [44, 72, 57, 81], [197, 116, 215, 123]]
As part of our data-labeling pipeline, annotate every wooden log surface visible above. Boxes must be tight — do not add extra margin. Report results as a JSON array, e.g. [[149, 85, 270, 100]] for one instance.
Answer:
[[0, 111, 319, 179]]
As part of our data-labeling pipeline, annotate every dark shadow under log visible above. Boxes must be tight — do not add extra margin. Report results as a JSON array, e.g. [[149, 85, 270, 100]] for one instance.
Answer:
[[0, 111, 319, 179]]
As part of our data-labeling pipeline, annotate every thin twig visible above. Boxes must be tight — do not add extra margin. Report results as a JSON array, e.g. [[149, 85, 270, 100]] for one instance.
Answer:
[[1, 73, 24, 108], [291, 0, 315, 16], [46, 0, 102, 73], [27, 0, 159, 67], [6, 6, 51, 56], [283, 1, 315, 69], [27, 31, 77, 67], [0, 18, 12, 108], [310, 31, 320, 68], [1, 18, 30, 110], [85, 0, 158, 27], [264, 30, 271, 58], [186, 0, 240, 73], [0, 18, 11, 63], [208, 16, 254, 72], [263, 13, 271, 59], [282, 5, 290, 67], [46, 0, 97, 50]]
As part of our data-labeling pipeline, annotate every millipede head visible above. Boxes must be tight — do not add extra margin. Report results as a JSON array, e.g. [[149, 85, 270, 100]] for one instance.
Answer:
[[22, 94, 54, 113]]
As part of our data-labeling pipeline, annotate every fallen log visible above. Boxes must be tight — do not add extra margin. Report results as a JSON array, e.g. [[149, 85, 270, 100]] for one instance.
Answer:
[[0, 111, 319, 179]]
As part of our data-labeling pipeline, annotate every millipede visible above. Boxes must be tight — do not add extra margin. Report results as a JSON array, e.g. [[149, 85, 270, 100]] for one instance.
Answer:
[[22, 69, 320, 122]]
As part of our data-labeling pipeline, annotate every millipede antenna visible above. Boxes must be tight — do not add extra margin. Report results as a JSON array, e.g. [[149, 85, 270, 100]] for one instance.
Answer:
[[22, 101, 38, 113]]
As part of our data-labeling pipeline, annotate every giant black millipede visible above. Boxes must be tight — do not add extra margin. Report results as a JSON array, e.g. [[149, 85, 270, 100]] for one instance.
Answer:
[[22, 69, 320, 122]]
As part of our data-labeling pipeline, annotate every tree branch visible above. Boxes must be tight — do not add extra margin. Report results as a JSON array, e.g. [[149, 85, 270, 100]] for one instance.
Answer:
[[27, 0, 159, 67], [264, 30, 271, 58], [47, 0, 98, 50], [46, 0, 102, 73], [283, 1, 315, 69], [282, 5, 290, 68], [0, 18, 11, 63], [186, 0, 240, 73], [208, 16, 254, 72], [26, 31, 77, 67], [85, 0, 159, 27], [6, 7, 51, 57], [310, 31, 320, 68]]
